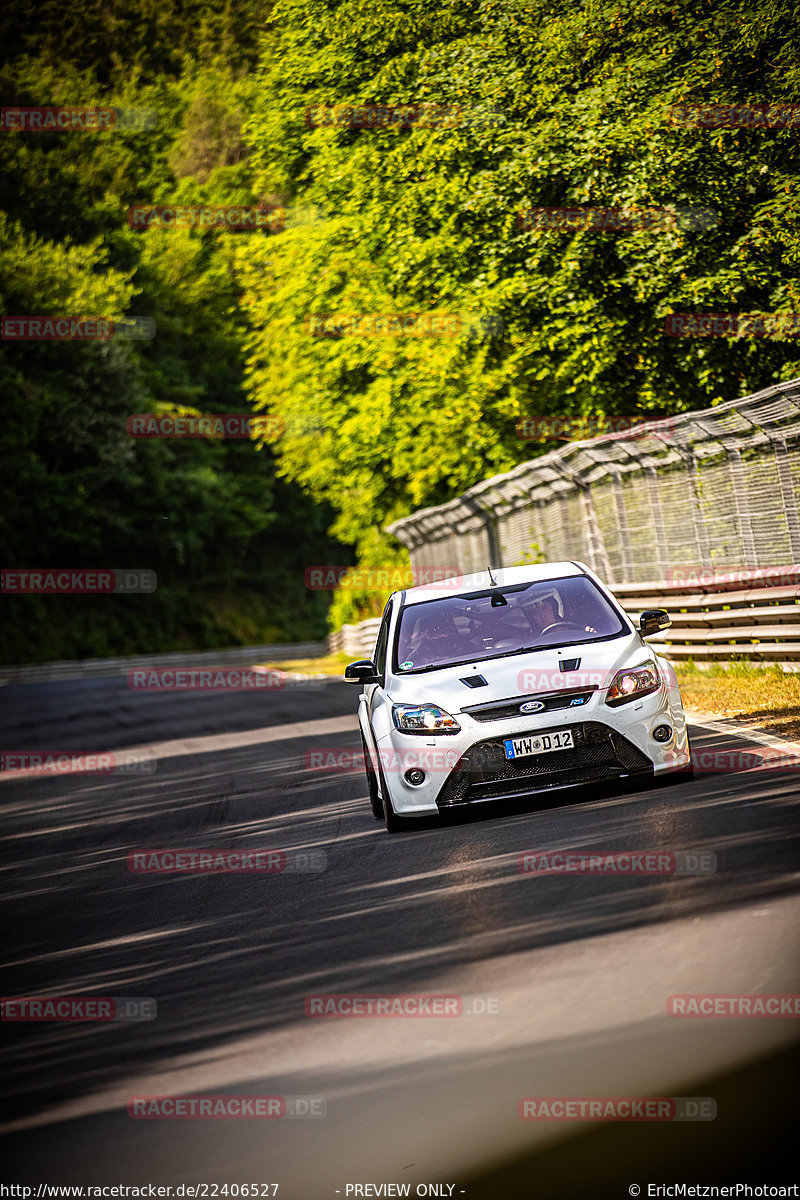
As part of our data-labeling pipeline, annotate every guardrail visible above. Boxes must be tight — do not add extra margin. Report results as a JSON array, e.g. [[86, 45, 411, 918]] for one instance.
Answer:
[[614, 569, 800, 664], [327, 619, 382, 659], [0, 640, 328, 684]]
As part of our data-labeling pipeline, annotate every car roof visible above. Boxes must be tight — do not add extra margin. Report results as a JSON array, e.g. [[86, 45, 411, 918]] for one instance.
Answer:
[[400, 561, 590, 606]]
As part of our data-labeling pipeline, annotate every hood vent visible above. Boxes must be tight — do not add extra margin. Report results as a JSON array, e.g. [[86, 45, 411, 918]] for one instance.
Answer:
[[460, 675, 488, 688], [559, 658, 581, 672]]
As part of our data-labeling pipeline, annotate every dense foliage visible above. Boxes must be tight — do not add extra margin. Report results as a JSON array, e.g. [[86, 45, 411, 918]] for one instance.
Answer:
[[0, 11, 347, 661], [239, 0, 799, 622]]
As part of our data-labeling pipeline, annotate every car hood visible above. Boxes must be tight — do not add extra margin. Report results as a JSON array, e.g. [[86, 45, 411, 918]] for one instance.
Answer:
[[388, 632, 650, 709]]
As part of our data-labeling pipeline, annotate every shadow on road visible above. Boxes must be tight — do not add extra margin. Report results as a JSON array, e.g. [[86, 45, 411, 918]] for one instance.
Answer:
[[1, 707, 798, 1124]]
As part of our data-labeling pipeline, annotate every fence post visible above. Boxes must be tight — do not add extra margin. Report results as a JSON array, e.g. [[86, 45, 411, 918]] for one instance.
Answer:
[[644, 462, 668, 579], [771, 437, 800, 560], [462, 495, 503, 567], [609, 467, 633, 582], [680, 449, 712, 568], [726, 446, 758, 567]]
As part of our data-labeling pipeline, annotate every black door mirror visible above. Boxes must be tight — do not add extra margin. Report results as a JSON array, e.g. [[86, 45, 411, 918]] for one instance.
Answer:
[[344, 659, 381, 685], [640, 609, 672, 637]]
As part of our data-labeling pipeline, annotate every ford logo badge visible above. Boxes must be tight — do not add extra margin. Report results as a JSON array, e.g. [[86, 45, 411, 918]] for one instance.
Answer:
[[519, 700, 545, 713]]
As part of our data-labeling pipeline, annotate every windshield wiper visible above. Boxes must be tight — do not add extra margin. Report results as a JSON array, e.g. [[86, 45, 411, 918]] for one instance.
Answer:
[[509, 635, 609, 655], [402, 655, 478, 673]]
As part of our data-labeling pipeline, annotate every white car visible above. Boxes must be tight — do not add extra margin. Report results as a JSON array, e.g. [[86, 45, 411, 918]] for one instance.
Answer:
[[345, 562, 693, 831]]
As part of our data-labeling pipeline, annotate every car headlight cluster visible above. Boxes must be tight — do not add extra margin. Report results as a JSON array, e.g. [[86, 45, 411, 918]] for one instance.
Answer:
[[605, 661, 661, 707], [392, 703, 461, 735]]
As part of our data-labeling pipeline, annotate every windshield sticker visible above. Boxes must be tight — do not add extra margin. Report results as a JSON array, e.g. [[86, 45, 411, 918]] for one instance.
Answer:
[[400, 660, 414, 669]]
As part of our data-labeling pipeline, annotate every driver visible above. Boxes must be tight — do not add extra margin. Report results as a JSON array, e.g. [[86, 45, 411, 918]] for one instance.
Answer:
[[406, 607, 465, 664], [524, 589, 598, 636], [524, 593, 561, 635]]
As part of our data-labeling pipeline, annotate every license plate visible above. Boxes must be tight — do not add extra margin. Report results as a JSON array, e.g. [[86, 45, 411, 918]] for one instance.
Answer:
[[504, 729, 574, 759]]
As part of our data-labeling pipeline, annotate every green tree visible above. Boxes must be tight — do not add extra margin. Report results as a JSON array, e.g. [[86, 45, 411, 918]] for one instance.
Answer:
[[240, 0, 800, 619]]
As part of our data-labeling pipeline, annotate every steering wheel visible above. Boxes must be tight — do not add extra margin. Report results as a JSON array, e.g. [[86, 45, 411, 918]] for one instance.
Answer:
[[540, 621, 587, 634]]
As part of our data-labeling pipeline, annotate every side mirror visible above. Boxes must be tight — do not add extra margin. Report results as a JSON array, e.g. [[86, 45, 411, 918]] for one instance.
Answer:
[[344, 659, 381, 685], [640, 609, 672, 637]]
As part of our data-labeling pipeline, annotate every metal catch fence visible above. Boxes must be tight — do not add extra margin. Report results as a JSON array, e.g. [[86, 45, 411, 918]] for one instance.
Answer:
[[387, 378, 800, 586]]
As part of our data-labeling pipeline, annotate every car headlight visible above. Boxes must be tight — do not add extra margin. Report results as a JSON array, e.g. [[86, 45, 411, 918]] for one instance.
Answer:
[[392, 703, 461, 735], [605, 661, 661, 707]]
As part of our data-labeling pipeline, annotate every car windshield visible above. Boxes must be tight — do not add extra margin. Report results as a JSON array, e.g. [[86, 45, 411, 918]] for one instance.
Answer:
[[394, 576, 627, 672]]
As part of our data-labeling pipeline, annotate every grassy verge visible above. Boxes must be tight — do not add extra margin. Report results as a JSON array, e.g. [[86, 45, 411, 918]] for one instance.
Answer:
[[674, 662, 800, 741], [259, 652, 352, 676]]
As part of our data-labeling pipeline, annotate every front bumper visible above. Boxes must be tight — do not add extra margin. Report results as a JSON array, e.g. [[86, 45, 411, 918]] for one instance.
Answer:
[[374, 676, 690, 817], [434, 721, 653, 809]]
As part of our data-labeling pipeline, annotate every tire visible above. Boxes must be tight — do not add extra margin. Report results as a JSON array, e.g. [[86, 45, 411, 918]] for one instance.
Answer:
[[361, 732, 383, 820], [374, 753, 405, 833], [383, 790, 404, 833]]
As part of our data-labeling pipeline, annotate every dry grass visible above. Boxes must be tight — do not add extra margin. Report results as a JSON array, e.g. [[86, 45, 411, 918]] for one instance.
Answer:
[[258, 652, 352, 676], [674, 662, 800, 741]]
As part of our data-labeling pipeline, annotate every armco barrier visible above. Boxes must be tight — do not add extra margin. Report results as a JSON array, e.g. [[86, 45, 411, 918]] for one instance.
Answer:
[[0, 641, 328, 684], [327, 619, 382, 658], [615, 571, 800, 663]]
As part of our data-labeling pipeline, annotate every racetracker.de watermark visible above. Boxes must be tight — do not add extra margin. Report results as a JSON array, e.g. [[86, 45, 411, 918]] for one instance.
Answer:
[[517, 206, 717, 232], [519, 1097, 716, 1121], [665, 564, 800, 587], [127, 414, 285, 439], [2, 996, 156, 1021], [304, 566, 462, 590], [127, 205, 284, 232], [668, 994, 800, 1017], [681, 748, 800, 773], [667, 102, 800, 128], [127, 668, 325, 691], [0, 751, 156, 778], [1, 569, 156, 593], [305, 747, 463, 774], [128, 1095, 325, 1119], [664, 312, 800, 338], [305, 993, 501, 1016], [518, 851, 716, 876], [127, 848, 327, 874], [304, 103, 504, 130], [515, 668, 610, 691], [303, 312, 501, 338], [1, 106, 156, 132], [1, 316, 156, 340], [516, 416, 676, 442]]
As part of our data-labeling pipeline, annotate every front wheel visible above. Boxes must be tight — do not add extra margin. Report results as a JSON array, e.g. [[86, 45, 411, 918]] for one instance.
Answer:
[[374, 752, 404, 833], [361, 732, 383, 820], [383, 790, 404, 833]]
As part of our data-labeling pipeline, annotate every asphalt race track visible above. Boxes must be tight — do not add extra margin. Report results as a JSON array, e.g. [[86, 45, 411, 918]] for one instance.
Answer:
[[1, 675, 799, 1196]]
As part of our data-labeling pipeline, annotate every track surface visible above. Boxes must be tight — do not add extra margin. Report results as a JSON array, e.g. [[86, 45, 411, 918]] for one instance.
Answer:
[[1, 676, 799, 1193]]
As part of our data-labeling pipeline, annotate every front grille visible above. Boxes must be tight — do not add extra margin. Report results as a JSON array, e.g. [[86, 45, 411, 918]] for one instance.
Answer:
[[461, 688, 596, 722], [435, 721, 653, 808]]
